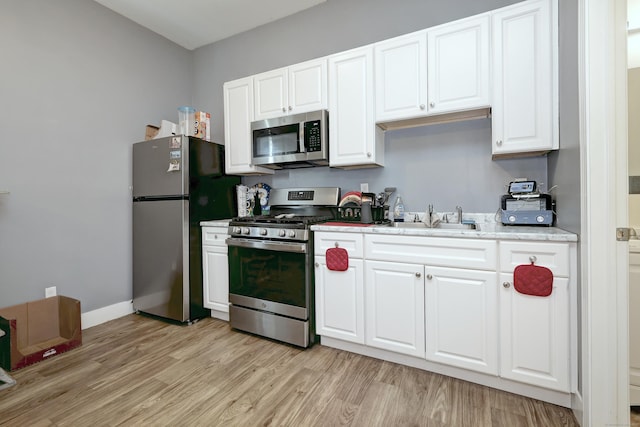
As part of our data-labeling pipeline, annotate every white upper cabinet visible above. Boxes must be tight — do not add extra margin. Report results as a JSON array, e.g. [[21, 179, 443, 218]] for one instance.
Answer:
[[289, 59, 328, 114], [375, 31, 428, 122], [253, 68, 288, 120], [491, 0, 558, 157], [329, 45, 384, 168], [223, 77, 274, 175], [254, 58, 328, 121], [427, 14, 490, 114], [375, 14, 490, 123]]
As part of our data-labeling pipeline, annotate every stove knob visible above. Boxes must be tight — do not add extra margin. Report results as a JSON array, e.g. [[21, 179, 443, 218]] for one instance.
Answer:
[[536, 215, 545, 223], [242, 227, 250, 235], [508, 215, 516, 223], [260, 228, 268, 236], [278, 229, 286, 237], [288, 230, 296, 238], [232, 227, 241, 234]]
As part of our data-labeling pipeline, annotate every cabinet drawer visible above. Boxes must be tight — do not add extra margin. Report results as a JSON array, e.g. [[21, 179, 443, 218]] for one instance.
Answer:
[[499, 241, 570, 277], [202, 227, 229, 247], [314, 232, 364, 258], [365, 234, 497, 270]]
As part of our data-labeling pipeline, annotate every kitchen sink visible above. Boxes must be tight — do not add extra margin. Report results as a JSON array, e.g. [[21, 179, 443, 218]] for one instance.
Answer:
[[391, 222, 478, 230]]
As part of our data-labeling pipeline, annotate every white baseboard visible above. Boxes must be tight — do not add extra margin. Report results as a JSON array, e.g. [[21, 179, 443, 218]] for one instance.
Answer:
[[81, 300, 134, 329]]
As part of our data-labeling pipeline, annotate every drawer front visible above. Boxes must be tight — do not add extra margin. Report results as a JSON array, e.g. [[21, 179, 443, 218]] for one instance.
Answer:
[[499, 241, 570, 277], [365, 234, 497, 270], [314, 232, 364, 258], [202, 227, 229, 247]]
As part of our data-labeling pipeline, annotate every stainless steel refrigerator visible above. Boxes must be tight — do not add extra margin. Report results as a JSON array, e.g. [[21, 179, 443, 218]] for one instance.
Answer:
[[132, 135, 240, 323]]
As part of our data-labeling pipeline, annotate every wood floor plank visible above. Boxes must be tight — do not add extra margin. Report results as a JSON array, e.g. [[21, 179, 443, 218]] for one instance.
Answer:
[[0, 314, 581, 427]]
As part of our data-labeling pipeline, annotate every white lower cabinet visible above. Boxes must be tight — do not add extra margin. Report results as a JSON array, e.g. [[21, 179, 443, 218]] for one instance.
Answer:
[[499, 273, 569, 392], [364, 260, 425, 358], [314, 232, 365, 344], [425, 266, 498, 375], [314, 256, 365, 344], [498, 240, 572, 392], [202, 226, 230, 320]]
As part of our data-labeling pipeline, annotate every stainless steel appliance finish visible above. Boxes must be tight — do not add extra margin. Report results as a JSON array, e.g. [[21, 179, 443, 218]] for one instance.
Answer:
[[226, 187, 340, 347], [251, 110, 329, 169], [132, 135, 240, 324]]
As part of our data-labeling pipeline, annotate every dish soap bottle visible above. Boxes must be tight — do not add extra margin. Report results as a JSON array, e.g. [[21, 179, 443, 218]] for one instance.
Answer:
[[393, 196, 405, 222]]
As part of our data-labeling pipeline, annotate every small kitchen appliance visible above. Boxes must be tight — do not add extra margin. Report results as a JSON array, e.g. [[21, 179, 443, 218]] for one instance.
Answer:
[[500, 179, 554, 225], [226, 187, 340, 347], [251, 110, 329, 169]]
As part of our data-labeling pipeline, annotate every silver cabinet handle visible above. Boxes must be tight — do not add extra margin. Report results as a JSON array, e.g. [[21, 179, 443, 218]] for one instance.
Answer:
[[529, 255, 537, 263], [288, 106, 292, 111], [282, 107, 286, 113], [315, 262, 319, 268], [420, 104, 425, 110], [334, 242, 339, 248], [416, 272, 422, 278], [429, 101, 435, 108], [426, 274, 432, 280], [367, 152, 372, 157], [496, 140, 503, 146], [503, 282, 511, 288]]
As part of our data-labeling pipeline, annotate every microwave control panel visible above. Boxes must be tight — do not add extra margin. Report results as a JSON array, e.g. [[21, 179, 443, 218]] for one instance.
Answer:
[[304, 120, 322, 152]]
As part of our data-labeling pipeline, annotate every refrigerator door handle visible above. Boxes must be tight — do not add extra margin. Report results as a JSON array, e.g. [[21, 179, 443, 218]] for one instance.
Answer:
[[133, 195, 188, 202]]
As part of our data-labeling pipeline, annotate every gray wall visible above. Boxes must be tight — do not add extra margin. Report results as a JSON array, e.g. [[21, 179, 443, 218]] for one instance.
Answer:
[[193, 0, 548, 214], [0, 0, 192, 310]]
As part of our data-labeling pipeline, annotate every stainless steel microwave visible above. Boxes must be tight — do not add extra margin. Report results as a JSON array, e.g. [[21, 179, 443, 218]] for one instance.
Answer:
[[251, 110, 329, 169]]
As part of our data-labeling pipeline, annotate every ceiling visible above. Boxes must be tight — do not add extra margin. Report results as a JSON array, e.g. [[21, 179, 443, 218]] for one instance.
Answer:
[[93, 0, 326, 50]]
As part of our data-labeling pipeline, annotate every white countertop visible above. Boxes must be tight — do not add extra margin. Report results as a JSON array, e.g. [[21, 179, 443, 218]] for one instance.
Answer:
[[200, 219, 232, 227], [311, 213, 578, 242]]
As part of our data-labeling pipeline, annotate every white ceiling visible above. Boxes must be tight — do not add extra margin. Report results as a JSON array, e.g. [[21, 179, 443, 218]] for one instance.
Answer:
[[93, 0, 327, 50]]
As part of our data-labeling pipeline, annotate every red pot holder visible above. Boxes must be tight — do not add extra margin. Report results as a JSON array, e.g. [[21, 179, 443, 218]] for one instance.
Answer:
[[326, 247, 349, 271], [513, 263, 554, 297]]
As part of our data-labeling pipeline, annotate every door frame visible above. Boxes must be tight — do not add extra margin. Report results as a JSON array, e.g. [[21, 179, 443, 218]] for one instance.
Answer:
[[579, 0, 629, 425]]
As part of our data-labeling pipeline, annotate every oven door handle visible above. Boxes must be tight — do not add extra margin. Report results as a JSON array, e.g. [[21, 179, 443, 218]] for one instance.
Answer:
[[226, 238, 308, 253]]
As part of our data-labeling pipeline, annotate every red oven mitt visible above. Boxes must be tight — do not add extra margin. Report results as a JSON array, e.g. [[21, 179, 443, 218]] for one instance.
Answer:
[[513, 263, 553, 297], [326, 247, 349, 271]]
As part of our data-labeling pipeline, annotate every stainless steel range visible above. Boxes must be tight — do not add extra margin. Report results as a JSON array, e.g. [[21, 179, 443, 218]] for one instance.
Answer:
[[226, 187, 340, 347]]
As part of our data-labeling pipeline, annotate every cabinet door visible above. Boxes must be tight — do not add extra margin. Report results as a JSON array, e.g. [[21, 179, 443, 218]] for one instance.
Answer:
[[223, 77, 274, 175], [314, 256, 364, 344], [427, 14, 490, 114], [254, 68, 288, 120], [202, 245, 229, 320], [328, 46, 384, 168], [365, 260, 425, 357], [289, 58, 328, 114], [375, 31, 428, 122], [425, 266, 498, 375], [491, 0, 558, 156], [499, 273, 570, 392]]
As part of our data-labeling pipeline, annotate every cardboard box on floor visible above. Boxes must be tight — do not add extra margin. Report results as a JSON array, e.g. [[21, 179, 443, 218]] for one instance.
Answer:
[[0, 296, 82, 371]]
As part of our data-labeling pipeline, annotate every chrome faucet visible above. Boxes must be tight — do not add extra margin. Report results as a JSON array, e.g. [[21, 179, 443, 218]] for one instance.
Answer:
[[444, 205, 462, 223]]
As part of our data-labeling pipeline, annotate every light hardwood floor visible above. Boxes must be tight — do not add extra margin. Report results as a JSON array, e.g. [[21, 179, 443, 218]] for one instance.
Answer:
[[0, 314, 579, 426]]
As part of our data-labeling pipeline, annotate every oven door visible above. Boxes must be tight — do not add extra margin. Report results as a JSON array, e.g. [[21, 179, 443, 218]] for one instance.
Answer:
[[227, 238, 311, 320]]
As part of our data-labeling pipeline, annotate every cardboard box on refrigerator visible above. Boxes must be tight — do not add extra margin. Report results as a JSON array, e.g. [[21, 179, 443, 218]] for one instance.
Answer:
[[194, 111, 211, 141], [0, 296, 82, 371]]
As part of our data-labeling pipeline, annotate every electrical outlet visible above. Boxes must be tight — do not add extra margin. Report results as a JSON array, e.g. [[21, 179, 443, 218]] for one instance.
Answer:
[[360, 183, 369, 193], [45, 286, 57, 298]]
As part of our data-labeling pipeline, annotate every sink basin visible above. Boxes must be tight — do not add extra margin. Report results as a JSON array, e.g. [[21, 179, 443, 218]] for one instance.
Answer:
[[391, 222, 478, 230]]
